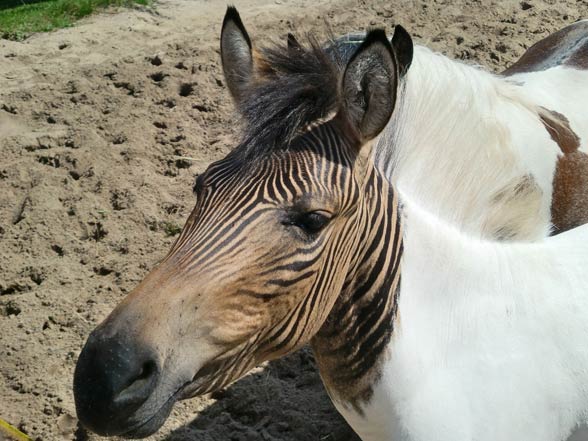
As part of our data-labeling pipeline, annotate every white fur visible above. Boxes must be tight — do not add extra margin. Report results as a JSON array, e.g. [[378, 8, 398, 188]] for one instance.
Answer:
[[330, 37, 588, 441], [374, 46, 588, 240], [335, 197, 588, 441], [508, 66, 588, 154]]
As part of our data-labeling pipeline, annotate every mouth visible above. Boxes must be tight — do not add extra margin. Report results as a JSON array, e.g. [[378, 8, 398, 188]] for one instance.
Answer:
[[120, 398, 176, 439], [119, 368, 215, 438]]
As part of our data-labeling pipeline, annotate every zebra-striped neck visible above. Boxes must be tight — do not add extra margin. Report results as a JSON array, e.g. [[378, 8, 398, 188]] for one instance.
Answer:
[[311, 166, 402, 413]]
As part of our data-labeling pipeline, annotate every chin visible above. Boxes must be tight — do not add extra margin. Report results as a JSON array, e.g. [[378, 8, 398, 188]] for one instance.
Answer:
[[119, 399, 177, 439]]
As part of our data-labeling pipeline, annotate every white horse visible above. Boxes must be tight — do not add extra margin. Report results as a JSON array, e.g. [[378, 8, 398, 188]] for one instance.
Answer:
[[339, 197, 588, 441], [326, 21, 588, 241]]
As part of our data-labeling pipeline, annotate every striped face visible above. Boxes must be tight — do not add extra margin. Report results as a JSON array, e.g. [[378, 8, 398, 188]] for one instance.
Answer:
[[158, 121, 365, 395], [78, 119, 374, 425], [73, 10, 403, 437]]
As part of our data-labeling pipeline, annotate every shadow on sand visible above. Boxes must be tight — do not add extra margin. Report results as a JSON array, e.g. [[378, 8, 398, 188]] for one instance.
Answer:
[[163, 348, 361, 441]]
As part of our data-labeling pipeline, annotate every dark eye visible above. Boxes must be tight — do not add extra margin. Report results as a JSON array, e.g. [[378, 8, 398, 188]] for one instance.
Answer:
[[285, 211, 331, 235]]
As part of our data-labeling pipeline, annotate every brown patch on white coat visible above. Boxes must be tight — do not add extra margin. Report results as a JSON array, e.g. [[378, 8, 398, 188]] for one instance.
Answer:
[[538, 108, 588, 234], [539, 109, 581, 155], [486, 174, 543, 241], [501, 21, 588, 235]]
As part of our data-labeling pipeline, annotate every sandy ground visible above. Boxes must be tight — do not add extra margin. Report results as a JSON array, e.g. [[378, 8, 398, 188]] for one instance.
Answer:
[[1, 0, 587, 440]]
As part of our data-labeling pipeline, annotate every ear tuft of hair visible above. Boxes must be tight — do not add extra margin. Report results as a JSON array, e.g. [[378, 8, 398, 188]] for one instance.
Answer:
[[236, 34, 343, 158], [287, 33, 302, 52], [356, 28, 391, 51], [231, 26, 406, 159], [339, 28, 397, 142]]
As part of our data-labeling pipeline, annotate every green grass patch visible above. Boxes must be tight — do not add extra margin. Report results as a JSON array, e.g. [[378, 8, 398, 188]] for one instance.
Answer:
[[0, 0, 151, 40], [162, 221, 182, 237]]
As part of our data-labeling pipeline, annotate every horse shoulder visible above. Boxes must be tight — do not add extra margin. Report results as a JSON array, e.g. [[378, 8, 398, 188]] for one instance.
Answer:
[[503, 20, 588, 75]]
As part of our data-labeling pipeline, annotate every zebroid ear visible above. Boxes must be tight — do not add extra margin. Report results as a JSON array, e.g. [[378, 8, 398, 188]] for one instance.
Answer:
[[392, 25, 413, 76], [340, 29, 399, 142], [221, 6, 254, 104]]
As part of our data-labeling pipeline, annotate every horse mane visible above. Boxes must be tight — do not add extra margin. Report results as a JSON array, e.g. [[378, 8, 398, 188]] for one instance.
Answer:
[[233, 34, 348, 159]]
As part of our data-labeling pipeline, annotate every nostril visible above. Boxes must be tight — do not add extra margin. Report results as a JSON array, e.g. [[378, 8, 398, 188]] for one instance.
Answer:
[[135, 360, 156, 383], [114, 360, 158, 407], [74, 332, 163, 436]]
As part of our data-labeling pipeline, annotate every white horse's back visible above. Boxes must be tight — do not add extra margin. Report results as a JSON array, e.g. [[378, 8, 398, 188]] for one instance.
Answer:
[[503, 20, 588, 76], [512, 66, 588, 151], [503, 19, 588, 147]]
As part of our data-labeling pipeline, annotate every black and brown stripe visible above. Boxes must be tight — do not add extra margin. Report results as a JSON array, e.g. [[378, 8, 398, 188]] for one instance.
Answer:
[[158, 119, 403, 409]]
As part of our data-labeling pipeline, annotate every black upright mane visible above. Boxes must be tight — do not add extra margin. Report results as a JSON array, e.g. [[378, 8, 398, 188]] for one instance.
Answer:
[[234, 34, 354, 159]]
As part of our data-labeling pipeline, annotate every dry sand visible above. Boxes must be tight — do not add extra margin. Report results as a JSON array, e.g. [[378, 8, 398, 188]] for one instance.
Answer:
[[1, 0, 587, 439]]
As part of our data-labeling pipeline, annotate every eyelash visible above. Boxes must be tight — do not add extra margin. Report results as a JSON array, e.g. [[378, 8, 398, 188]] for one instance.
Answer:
[[283, 211, 331, 235]]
